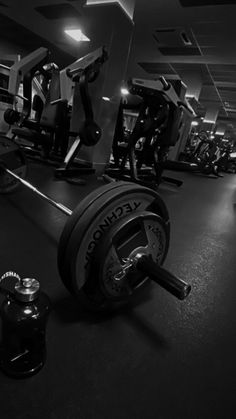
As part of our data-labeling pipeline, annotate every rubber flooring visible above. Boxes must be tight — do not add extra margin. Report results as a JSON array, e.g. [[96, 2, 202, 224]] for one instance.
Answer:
[[0, 164, 236, 419]]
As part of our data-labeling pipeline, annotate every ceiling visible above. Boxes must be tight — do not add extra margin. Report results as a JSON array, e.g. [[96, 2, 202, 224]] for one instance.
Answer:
[[1, 0, 236, 136], [130, 0, 236, 137]]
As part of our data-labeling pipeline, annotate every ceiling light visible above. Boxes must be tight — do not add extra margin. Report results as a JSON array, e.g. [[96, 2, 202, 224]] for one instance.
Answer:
[[210, 135, 215, 139], [102, 96, 111, 101], [191, 121, 199, 126], [65, 29, 90, 42], [121, 87, 129, 96]]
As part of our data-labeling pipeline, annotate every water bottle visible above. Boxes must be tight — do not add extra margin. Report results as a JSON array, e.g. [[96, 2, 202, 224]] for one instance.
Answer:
[[0, 272, 51, 378]]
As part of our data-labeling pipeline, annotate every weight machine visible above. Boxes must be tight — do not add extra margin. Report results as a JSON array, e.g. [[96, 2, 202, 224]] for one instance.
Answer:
[[106, 75, 195, 188], [3, 47, 108, 177], [55, 46, 108, 179]]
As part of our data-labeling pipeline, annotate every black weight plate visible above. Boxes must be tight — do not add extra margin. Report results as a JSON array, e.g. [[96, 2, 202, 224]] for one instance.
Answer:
[[67, 184, 170, 307], [58, 181, 136, 291], [94, 211, 169, 301], [0, 135, 27, 194], [60, 182, 142, 293]]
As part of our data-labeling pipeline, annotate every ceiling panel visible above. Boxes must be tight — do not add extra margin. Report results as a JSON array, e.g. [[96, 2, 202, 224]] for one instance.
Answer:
[[138, 62, 176, 74], [224, 100, 236, 105], [199, 85, 220, 101], [218, 93, 236, 102], [217, 108, 228, 117], [179, 0, 236, 6], [2, 0, 236, 129], [200, 47, 220, 55], [192, 20, 236, 52], [158, 46, 202, 55], [153, 27, 196, 46], [208, 65, 236, 89], [218, 86, 236, 92], [226, 111, 236, 118], [172, 63, 213, 84], [208, 64, 236, 72], [153, 25, 202, 56], [196, 37, 218, 47], [213, 75, 236, 83], [35, 3, 82, 20], [0, 11, 74, 67]]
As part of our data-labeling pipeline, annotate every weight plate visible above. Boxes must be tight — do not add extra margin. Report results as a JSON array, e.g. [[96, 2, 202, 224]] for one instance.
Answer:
[[59, 182, 145, 293], [0, 135, 27, 194], [66, 183, 170, 308], [65, 184, 151, 307], [58, 181, 137, 291], [94, 211, 168, 301]]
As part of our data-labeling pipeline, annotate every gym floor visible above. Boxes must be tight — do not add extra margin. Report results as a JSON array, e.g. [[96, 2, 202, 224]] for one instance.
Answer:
[[0, 164, 236, 419]]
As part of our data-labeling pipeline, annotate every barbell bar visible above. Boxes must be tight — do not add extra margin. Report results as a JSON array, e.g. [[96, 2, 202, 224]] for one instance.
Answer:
[[2, 166, 72, 216], [0, 139, 191, 309]]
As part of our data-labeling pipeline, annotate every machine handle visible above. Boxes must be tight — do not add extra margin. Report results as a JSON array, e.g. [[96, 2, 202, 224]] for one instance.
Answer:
[[50, 98, 62, 105], [135, 254, 191, 300], [0, 87, 29, 102], [178, 100, 196, 116], [159, 76, 170, 91], [50, 98, 68, 106]]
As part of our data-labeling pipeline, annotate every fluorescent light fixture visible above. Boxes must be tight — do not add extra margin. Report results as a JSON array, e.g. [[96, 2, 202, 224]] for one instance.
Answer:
[[225, 108, 236, 113], [102, 96, 111, 101], [203, 120, 216, 124], [121, 87, 129, 95], [65, 29, 90, 42], [216, 131, 225, 136], [210, 135, 215, 139], [191, 121, 199, 126]]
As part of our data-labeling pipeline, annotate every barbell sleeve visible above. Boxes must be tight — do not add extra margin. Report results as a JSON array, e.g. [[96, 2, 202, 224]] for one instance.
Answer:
[[135, 254, 191, 300]]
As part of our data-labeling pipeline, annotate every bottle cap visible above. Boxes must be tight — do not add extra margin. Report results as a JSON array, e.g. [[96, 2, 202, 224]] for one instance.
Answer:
[[15, 278, 40, 302]]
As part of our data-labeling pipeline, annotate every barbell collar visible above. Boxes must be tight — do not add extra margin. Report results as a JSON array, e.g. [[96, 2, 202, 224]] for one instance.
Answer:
[[134, 253, 191, 300]]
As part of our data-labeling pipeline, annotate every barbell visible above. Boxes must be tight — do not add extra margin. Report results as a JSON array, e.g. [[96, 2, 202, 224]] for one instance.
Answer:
[[0, 135, 191, 310]]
